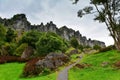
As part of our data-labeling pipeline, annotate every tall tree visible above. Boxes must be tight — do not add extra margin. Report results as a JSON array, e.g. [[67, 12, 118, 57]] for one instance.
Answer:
[[72, 0, 120, 50]]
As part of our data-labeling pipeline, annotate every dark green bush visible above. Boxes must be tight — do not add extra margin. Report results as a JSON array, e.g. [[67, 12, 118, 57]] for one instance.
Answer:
[[19, 30, 42, 48], [70, 37, 79, 49], [6, 28, 17, 42], [99, 45, 115, 52], [93, 45, 101, 50], [14, 43, 28, 56], [1, 42, 17, 55], [36, 32, 68, 56], [78, 44, 84, 51], [0, 24, 6, 41]]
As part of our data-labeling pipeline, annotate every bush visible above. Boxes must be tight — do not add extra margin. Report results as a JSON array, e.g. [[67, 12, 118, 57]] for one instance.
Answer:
[[70, 37, 79, 49], [99, 45, 115, 52], [0, 55, 27, 64], [1, 42, 17, 55], [19, 30, 42, 48], [6, 28, 17, 42], [78, 45, 84, 51], [22, 57, 43, 77], [93, 45, 101, 50], [0, 24, 6, 41], [14, 43, 28, 56], [36, 32, 68, 56]]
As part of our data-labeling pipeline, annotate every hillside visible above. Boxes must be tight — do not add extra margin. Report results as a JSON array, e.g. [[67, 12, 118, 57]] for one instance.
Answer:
[[69, 50, 120, 80]]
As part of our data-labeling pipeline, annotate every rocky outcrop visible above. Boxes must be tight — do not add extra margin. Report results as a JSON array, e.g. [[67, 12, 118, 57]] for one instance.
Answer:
[[23, 53, 69, 77], [0, 14, 106, 48], [36, 53, 69, 70], [21, 46, 34, 59]]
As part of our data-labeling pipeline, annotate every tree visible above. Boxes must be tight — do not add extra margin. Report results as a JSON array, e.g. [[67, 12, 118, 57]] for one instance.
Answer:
[[19, 30, 42, 48], [36, 32, 68, 56], [93, 44, 101, 50], [6, 28, 16, 42], [0, 24, 6, 41], [70, 37, 79, 49], [72, 0, 120, 51]]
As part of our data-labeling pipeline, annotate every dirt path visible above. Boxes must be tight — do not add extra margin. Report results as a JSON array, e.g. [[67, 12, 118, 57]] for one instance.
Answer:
[[57, 54, 83, 80]]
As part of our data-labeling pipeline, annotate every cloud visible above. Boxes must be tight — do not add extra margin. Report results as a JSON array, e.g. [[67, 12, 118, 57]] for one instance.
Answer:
[[0, 0, 114, 46]]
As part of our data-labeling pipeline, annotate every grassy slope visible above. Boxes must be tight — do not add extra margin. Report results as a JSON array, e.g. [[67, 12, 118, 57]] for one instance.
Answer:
[[0, 63, 56, 80], [69, 50, 120, 80]]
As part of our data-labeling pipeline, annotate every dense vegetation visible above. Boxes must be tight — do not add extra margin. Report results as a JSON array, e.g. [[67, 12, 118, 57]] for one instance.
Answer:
[[0, 24, 69, 56]]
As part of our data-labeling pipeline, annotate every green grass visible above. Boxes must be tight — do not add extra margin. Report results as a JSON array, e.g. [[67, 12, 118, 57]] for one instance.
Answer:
[[69, 50, 120, 80], [70, 54, 80, 62], [0, 63, 56, 80]]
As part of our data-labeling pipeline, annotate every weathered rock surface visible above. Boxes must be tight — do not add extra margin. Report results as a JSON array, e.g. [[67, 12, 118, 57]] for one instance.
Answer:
[[36, 53, 69, 70], [21, 46, 34, 59], [0, 14, 106, 48], [23, 53, 69, 77]]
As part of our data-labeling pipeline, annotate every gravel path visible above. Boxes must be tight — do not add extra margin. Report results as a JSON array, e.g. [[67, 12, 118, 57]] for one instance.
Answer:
[[57, 54, 83, 80]]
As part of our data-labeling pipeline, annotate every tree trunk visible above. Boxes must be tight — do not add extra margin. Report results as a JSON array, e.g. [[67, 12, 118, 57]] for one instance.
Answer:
[[115, 38, 120, 51]]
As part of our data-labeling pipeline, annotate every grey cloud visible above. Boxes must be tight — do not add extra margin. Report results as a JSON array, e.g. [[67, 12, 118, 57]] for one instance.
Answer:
[[0, 0, 114, 46]]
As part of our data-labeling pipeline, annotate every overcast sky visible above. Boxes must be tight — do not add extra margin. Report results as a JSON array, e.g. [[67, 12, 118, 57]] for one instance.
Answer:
[[0, 0, 114, 46]]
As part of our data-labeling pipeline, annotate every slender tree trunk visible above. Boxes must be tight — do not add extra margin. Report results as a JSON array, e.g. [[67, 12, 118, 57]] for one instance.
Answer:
[[115, 37, 120, 51]]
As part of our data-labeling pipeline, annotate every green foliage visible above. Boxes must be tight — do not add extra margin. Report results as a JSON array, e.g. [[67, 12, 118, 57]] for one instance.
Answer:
[[36, 32, 68, 56], [0, 24, 6, 41], [99, 45, 115, 52], [65, 47, 75, 54], [14, 43, 28, 56], [70, 37, 79, 49], [19, 30, 42, 48], [6, 28, 17, 42], [2, 42, 17, 55], [78, 45, 84, 51], [93, 45, 101, 50]]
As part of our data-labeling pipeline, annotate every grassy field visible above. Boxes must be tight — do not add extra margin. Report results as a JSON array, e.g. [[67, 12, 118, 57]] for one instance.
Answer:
[[0, 63, 56, 80], [69, 50, 120, 80]]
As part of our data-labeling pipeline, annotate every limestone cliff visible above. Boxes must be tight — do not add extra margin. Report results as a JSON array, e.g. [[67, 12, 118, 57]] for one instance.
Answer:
[[0, 14, 106, 48]]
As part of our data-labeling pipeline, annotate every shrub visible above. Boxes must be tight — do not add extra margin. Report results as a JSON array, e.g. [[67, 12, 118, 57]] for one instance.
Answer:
[[99, 45, 115, 52], [93, 45, 101, 50], [22, 57, 43, 77], [36, 32, 68, 56], [0, 55, 27, 64], [1, 42, 17, 55], [70, 37, 79, 49], [0, 24, 6, 41], [78, 44, 84, 51], [14, 43, 28, 56], [19, 30, 42, 48], [6, 28, 17, 42]]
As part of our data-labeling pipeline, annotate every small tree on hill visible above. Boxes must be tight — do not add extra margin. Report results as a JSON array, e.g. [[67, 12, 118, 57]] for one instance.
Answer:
[[70, 37, 79, 49], [6, 28, 16, 42]]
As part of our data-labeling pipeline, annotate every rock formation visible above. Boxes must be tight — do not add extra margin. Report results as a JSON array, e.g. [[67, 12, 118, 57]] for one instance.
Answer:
[[0, 14, 106, 48]]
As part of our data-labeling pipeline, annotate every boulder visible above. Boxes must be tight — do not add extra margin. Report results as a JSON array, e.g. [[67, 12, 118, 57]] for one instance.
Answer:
[[36, 53, 69, 70], [23, 53, 69, 77], [21, 46, 34, 59]]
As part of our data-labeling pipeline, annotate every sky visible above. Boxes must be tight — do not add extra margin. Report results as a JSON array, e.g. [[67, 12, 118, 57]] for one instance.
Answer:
[[0, 0, 114, 46]]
